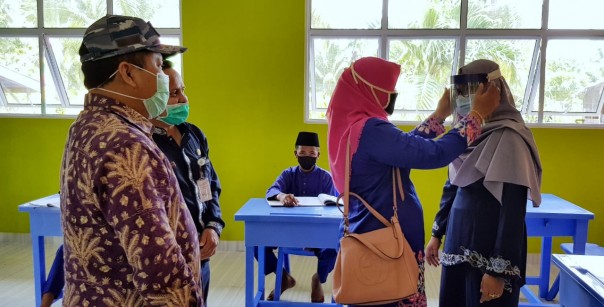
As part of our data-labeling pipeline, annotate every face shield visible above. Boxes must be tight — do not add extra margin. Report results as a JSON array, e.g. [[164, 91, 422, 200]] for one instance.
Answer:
[[450, 73, 488, 124], [450, 69, 502, 124]]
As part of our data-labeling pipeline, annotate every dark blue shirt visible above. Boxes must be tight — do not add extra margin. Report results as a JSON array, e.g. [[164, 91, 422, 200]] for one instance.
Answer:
[[266, 165, 338, 198], [153, 122, 225, 236]]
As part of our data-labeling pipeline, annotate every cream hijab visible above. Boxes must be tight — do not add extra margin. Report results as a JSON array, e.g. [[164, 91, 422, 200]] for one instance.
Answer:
[[448, 59, 543, 207]]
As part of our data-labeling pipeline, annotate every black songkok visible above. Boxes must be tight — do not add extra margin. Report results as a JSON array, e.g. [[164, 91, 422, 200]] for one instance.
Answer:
[[295, 132, 320, 147]]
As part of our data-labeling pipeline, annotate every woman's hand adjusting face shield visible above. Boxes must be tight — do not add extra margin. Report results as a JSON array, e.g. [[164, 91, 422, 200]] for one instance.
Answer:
[[450, 69, 502, 124]]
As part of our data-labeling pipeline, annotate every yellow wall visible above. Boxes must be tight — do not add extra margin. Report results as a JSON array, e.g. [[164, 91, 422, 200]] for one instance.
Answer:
[[0, 0, 602, 253]]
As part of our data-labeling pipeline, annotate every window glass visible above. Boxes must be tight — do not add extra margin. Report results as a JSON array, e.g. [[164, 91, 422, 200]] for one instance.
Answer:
[[160, 36, 183, 75], [308, 38, 378, 119], [114, 0, 181, 28], [468, 0, 542, 29], [311, 0, 381, 29], [388, 0, 460, 29], [465, 39, 538, 112], [0, 37, 40, 114], [307, 0, 604, 125], [46, 37, 85, 112], [388, 39, 456, 122], [543, 40, 604, 124], [0, 0, 37, 28], [549, 0, 604, 29], [43, 0, 106, 28], [0, 0, 183, 116]]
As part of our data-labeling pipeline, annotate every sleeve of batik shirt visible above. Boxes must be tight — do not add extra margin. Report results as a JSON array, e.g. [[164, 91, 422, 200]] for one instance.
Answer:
[[411, 114, 483, 145], [99, 141, 202, 306], [432, 179, 458, 239], [361, 117, 481, 170], [488, 182, 528, 281], [411, 116, 446, 138]]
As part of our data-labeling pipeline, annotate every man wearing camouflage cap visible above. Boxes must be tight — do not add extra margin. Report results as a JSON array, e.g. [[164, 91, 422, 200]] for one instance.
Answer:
[[59, 15, 204, 306]]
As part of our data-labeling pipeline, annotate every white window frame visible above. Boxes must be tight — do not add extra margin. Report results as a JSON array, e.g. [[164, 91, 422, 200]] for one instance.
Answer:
[[0, 0, 183, 118], [305, 0, 604, 127]]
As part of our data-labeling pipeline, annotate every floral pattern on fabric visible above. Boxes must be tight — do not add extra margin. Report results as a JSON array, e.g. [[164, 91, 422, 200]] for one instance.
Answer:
[[350, 251, 427, 307], [415, 116, 446, 137], [441, 247, 520, 292], [398, 251, 427, 307], [453, 113, 482, 144], [60, 94, 203, 307]]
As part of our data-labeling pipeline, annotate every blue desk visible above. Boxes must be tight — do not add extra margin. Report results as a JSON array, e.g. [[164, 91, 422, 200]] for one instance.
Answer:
[[18, 194, 62, 307], [523, 194, 594, 305], [234, 198, 343, 307], [236, 195, 594, 307], [19, 194, 594, 307], [552, 254, 604, 306]]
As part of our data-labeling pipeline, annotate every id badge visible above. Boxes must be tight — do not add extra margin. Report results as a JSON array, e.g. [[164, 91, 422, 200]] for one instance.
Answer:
[[197, 178, 213, 202]]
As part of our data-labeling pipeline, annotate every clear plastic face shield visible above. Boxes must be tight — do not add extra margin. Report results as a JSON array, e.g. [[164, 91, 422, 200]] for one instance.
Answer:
[[450, 69, 502, 124]]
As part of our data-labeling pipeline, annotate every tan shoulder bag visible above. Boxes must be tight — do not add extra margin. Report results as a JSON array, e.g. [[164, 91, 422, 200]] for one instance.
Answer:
[[332, 136, 419, 305]]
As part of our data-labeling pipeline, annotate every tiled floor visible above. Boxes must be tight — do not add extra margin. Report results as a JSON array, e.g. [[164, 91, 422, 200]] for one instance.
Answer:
[[0, 237, 558, 306]]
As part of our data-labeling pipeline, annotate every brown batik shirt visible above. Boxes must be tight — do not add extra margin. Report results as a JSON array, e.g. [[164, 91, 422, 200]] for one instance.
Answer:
[[59, 93, 203, 306]]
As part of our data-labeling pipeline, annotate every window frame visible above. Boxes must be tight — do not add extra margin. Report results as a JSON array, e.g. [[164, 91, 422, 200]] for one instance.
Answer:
[[305, 0, 604, 128], [0, 0, 183, 118]]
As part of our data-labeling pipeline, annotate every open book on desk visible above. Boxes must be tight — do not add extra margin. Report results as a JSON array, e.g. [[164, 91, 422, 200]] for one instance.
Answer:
[[28, 193, 60, 207], [267, 193, 343, 207]]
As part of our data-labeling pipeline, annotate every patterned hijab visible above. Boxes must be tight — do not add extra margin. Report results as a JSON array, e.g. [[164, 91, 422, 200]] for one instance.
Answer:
[[448, 59, 543, 206], [327, 57, 401, 192]]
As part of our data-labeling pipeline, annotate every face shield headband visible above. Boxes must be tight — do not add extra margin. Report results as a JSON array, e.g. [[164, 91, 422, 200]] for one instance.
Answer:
[[350, 63, 398, 110], [450, 69, 502, 123]]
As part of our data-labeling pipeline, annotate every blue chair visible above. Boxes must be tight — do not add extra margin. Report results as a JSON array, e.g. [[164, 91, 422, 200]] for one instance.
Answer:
[[546, 243, 604, 301], [273, 247, 315, 301]]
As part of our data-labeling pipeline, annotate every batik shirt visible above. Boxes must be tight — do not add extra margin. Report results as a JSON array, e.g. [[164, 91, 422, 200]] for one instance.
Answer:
[[59, 93, 203, 307]]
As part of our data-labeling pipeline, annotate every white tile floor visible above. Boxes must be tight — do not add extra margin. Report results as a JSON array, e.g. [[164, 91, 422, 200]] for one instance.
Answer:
[[0, 236, 558, 307]]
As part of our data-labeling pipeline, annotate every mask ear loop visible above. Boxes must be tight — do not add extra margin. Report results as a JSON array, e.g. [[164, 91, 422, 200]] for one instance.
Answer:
[[350, 62, 397, 109]]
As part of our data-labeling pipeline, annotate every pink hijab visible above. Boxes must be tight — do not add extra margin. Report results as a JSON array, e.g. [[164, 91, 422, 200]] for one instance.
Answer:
[[327, 57, 401, 192]]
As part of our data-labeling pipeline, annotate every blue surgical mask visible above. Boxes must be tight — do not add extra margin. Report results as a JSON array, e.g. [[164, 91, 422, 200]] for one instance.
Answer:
[[455, 95, 472, 117], [93, 65, 170, 119], [160, 103, 190, 125]]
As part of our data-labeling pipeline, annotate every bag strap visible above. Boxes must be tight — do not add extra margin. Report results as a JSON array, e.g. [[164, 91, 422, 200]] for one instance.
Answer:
[[338, 133, 405, 235]]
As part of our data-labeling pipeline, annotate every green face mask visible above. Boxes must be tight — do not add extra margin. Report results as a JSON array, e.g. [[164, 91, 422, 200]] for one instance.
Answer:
[[92, 65, 170, 119], [160, 103, 190, 125]]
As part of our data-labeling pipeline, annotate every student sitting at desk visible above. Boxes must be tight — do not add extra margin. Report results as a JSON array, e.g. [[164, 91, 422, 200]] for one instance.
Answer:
[[256, 131, 338, 303]]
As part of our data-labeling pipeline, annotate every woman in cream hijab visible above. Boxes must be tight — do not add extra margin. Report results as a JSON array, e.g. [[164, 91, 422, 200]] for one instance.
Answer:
[[426, 59, 542, 307]]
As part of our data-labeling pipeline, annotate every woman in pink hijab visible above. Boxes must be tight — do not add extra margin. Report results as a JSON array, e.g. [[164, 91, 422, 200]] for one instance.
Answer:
[[327, 57, 500, 306]]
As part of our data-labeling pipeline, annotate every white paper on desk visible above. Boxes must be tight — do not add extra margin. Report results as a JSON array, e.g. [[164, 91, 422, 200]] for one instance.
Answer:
[[29, 194, 60, 207], [267, 194, 342, 207]]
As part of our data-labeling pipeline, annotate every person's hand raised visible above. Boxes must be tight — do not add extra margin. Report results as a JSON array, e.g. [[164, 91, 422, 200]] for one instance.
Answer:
[[433, 88, 452, 120], [471, 82, 500, 121]]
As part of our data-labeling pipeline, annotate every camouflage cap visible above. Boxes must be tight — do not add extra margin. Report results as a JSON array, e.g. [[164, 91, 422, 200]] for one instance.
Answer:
[[80, 15, 187, 63]]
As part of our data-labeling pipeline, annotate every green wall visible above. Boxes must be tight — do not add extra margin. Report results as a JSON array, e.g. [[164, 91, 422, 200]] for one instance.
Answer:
[[1, 0, 602, 253]]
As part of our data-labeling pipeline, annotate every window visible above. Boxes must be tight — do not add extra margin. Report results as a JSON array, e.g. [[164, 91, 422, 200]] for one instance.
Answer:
[[0, 0, 182, 117], [306, 0, 604, 126]]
